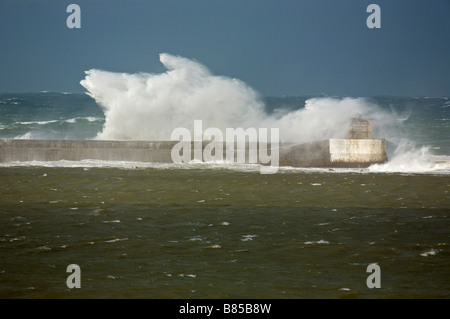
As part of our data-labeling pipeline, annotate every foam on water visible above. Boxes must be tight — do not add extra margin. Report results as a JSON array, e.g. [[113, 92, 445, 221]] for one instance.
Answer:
[[368, 141, 450, 174], [304, 240, 330, 245], [1, 157, 449, 174], [15, 116, 104, 125], [18, 120, 60, 125]]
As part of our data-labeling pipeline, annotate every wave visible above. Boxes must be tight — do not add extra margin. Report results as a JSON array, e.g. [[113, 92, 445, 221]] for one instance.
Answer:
[[1, 158, 448, 175], [368, 141, 450, 174], [1, 54, 447, 174], [16, 117, 103, 126], [17, 120, 60, 125], [77, 53, 450, 174], [80, 53, 397, 143], [63, 117, 104, 124], [14, 132, 37, 139]]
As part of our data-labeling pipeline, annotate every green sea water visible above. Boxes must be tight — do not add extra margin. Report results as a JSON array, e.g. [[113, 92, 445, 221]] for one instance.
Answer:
[[1, 166, 448, 298], [1, 93, 449, 298]]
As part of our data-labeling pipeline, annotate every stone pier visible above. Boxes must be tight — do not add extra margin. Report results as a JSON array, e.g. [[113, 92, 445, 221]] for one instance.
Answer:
[[0, 138, 387, 168], [0, 118, 388, 167]]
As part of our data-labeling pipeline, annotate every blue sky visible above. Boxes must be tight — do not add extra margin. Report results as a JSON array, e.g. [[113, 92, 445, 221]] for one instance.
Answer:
[[0, 0, 449, 96]]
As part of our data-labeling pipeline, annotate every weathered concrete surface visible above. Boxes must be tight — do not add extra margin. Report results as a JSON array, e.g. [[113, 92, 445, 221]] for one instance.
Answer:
[[329, 139, 387, 164], [0, 139, 388, 168], [278, 139, 388, 168], [0, 140, 178, 163], [278, 141, 331, 167]]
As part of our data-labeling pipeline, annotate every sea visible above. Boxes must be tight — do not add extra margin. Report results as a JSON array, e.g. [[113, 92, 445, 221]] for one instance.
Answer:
[[0, 92, 449, 299]]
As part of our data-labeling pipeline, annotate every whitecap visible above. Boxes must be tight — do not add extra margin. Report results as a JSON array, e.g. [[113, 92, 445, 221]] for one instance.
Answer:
[[304, 240, 330, 245], [241, 234, 258, 241], [178, 274, 196, 278], [9, 236, 26, 242], [420, 249, 440, 257], [104, 238, 128, 243], [36, 245, 51, 251], [17, 120, 59, 125]]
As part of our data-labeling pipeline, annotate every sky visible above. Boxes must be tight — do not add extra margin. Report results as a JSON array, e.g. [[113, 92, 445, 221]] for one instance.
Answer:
[[0, 0, 449, 97]]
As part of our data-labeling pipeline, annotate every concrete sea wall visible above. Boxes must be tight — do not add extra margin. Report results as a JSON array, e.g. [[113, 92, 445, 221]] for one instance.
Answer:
[[0, 139, 388, 168], [0, 140, 178, 163], [279, 139, 388, 168]]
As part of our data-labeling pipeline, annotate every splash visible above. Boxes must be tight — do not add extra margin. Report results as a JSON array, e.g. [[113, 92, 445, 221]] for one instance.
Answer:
[[80, 53, 447, 173], [80, 53, 391, 143], [368, 141, 450, 173], [81, 53, 266, 141]]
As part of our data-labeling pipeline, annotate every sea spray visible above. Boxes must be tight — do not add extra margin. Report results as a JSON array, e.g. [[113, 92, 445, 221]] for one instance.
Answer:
[[80, 53, 394, 143], [368, 140, 446, 173], [80, 53, 266, 141], [78, 53, 447, 173]]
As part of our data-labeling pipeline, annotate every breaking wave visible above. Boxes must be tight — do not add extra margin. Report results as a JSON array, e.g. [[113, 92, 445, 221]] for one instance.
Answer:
[[80, 53, 395, 143]]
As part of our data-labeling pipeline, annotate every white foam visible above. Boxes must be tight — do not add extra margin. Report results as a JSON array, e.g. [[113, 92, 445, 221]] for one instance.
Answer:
[[0, 159, 265, 172], [420, 249, 441, 257], [80, 53, 396, 144], [304, 240, 330, 245], [178, 274, 196, 278], [65, 116, 103, 123], [241, 234, 258, 241], [18, 120, 59, 125], [188, 236, 203, 241], [14, 132, 36, 139], [104, 238, 128, 243], [368, 142, 450, 174], [1, 157, 448, 175]]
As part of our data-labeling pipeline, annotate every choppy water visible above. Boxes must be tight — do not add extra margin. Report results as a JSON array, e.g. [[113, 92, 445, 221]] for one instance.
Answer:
[[0, 93, 449, 298], [1, 93, 449, 155], [0, 165, 449, 298]]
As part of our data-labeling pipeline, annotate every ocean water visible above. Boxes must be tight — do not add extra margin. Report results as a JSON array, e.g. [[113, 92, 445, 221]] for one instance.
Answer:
[[0, 91, 449, 298]]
